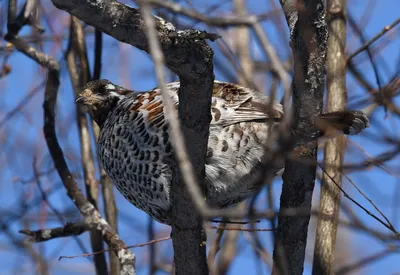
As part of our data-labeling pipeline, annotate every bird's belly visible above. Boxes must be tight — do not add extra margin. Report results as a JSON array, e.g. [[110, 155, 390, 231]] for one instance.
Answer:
[[205, 122, 283, 207], [98, 143, 173, 224]]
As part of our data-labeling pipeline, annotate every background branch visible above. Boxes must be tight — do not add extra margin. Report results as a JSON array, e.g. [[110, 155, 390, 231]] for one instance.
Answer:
[[313, 0, 348, 274], [66, 16, 108, 275], [5, 2, 135, 274]]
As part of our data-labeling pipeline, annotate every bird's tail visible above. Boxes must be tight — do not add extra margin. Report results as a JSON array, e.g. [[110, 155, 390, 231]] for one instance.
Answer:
[[316, 110, 370, 136]]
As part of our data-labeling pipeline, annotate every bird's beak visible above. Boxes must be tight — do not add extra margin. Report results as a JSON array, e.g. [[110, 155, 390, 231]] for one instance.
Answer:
[[75, 89, 92, 104], [75, 96, 86, 104]]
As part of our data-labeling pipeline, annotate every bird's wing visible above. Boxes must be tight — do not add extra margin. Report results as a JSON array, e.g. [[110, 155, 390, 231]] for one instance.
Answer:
[[128, 82, 180, 128], [211, 81, 283, 126], [145, 81, 283, 127]]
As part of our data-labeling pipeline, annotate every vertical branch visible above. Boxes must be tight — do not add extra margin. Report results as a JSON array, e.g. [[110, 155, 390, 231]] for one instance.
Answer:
[[65, 16, 108, 275], [313, 0, 347, 274], [234, 0, 254, 87], [7, 0, 17, 31], [207, 223, 226, 272], [5, 28, 135, 272], [273, 0, 328, 274], [93, 29, 103, 80], [100, 170, 120, 275], [214, 1, 253, 273], [139, 3, 213, 275], [148, 217, 156, 275], [215, 206, 244, 275], [91, 27, 121, 275]]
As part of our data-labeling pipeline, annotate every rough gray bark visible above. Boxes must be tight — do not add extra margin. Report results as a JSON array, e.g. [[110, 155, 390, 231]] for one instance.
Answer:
[[273, 0, 328, 274], [313, 0, 347, 274], [50, 0, 213, 81], [49, 1, 213, 274]]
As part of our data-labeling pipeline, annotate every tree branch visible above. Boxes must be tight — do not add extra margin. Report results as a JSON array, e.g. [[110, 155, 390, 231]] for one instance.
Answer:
[[66, 16, 108, 275], [20, 223, 87, 242], [49, 0, 216, 81], [5, 2, 136, 274], [313, 1, 347, 273], [273, 0, 328, 274], [139, 2, 212, 274]]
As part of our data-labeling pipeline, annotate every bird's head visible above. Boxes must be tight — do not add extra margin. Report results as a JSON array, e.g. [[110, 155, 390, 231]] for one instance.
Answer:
[[76, 79, 130, 126]]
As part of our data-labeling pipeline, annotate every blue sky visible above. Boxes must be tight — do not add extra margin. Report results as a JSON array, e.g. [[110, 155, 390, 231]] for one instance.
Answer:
[[0, 0, 399, 274]]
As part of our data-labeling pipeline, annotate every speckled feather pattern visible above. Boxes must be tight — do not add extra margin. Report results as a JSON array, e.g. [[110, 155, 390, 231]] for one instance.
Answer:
[[97, 89, 175, 224], [95, 81, 282, 224], [77, 80, 369, 224]]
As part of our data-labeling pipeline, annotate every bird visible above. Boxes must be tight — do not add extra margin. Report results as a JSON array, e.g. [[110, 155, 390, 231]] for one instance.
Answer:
[[76, 79, 370, 224]]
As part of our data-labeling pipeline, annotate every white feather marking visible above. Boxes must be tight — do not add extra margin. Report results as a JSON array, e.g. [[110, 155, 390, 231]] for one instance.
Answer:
[[105, 83, 116, 90], [109, 91, 126, 100]]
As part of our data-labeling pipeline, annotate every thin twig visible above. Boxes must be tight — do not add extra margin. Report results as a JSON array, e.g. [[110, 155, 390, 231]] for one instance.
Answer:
[[59, 237, 171, 260], [342, 173, 398, 235], [348, 18, 400, 61], [318, 163, 399, 237], [20, 222, 87, 242]]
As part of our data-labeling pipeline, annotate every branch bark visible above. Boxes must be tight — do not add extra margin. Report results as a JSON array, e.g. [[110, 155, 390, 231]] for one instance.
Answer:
[[49, 0, 214, 80], [313, 0, 347, 274], [273, 0, 328, 274], [139, 3, 212, 274], [20, 223, 87, 242]]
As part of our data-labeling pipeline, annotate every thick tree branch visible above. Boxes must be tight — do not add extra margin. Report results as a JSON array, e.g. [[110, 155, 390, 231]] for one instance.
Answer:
[[273, 0, 328, 274], [313, 0, 347, 274], [139, 2, 212, 274], [49, 0, 216, 82]]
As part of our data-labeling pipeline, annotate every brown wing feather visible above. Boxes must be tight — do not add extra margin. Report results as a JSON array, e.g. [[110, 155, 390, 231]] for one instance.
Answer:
[[211, 81, 283, 126]]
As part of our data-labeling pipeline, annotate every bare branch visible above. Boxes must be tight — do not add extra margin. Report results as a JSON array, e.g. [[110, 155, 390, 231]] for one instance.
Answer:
[[273, 0, 328, 274], [336, 246, 399, 275], [5, 3, 136, 274], [135, 0, 263, 27], [49, 0, 216, 81], [60, 236, 171, 260], [348, 17, 400, 61], [313, 0, 348, 274], [139, 2, 212, 274], [66, 16, 108, 275], [20, 223, 87, 242]]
